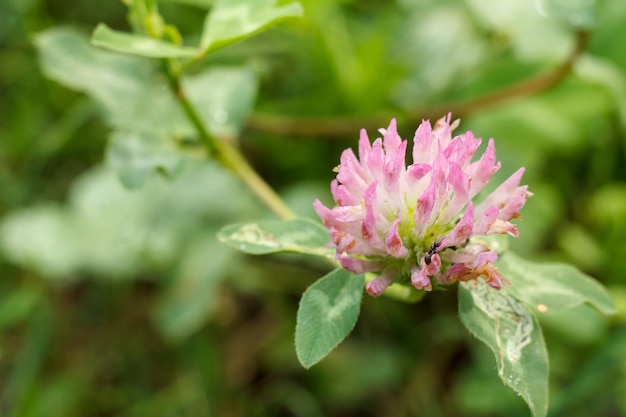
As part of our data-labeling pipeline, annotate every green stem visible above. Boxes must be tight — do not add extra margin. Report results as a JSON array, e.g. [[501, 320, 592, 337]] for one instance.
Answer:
[[163, 62, 296, 221], [246, 30, 589, 138]]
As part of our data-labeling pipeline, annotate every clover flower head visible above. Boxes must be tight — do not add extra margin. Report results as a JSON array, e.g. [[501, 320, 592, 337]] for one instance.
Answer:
[[313, 115, 530, 297]]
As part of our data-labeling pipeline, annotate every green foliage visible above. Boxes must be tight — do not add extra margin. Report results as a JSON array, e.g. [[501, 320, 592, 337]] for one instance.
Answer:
[[218, 218, 333, 256], [92, 23, 199, 58], [459, 281, 549, 417], [35, 27, 259, 187], [2, 0, 626, 415], [107, 130, 187, 189], [200, 0, 304, 53], [0, 163, 259, 279], [295, 268, 364, 368], [182, 66, 258, 139], [498, 252, 616, 315], [458, 253, 615, 416]]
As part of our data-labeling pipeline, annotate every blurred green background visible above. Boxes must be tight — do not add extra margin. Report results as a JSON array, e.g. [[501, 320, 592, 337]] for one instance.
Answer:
[[2, 0, 626, 416]]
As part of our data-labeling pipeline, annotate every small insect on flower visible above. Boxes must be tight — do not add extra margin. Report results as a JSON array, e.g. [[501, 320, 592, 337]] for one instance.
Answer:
[[424, 241, 441, 266], [314, 114, 530, 297]]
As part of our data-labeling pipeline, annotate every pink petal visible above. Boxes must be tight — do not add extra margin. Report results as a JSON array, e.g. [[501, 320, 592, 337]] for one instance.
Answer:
[[429, 150, 450, 218], [337, 148, 369, 196], [331, 229, 356, 254], [441, 162, 470, 222], [386, 218, 409, 258], [432, 113, 458, 150], [423, 253, 442, 276], [449, 163, 469, 203], [443, 263, 467, 283], [498, 186, 529, 220], [314, 203, 362, 230], [411, 266, 432, 291], [366, 269, 396, 297], [480, 263, 504, 289], [383, 140, 408, 206], [358, 128, 372, 162], [330, 180, 355, 206], [470, 250, 498, 269], [443, 251, 474, 265], [473, 205, 499, 235], [414, 179, 436, 234], [468, 139, 501, 199], [407, 163, 431, 181], [441, 203, 474, 247], [412, 119, 433, 164], [366, 139, 385, 180], [382, 118, 402, 154], [313, 199, 334, 226], [361, 182, 385, 249], [444, 130, 481, 169], [476, 167, 525, 216], [487, 219, 520, 237], [338, 256, 383, 274]]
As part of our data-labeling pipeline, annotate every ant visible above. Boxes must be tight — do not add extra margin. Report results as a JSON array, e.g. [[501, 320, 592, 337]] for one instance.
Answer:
[[424, 241, 458, 265], [424, 241, 441, 265]]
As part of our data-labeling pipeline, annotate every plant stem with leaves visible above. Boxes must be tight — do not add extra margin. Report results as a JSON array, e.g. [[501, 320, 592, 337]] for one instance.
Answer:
[[163, 60, 296, 221]]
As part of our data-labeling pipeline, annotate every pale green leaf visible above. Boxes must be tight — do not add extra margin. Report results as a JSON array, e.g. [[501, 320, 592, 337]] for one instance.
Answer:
[[536, 0, 596, 29], [0, 163, 260, 281], [295, 268, 364, 368], [106, 130, 186, 189], [34, 27, 190, 135], [498, 252, 616, 315], [200, 0, 303, 53], [465, 0, 570, 62], [91, 23, 199, 58], [218, 218, 333, 257], [184, 67, 258, 138], [459, 281, 549, 417], [35, 28, 260, 187], [0, 205, 82, 279]]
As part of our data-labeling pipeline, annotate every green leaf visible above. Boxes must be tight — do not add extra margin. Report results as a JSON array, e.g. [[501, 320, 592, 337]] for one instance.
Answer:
[[35, 27, 188, 134], [36, 28, 260, 186], [464, 0, 570, 62], [0, 163, 260, 281], [106, 130, 186, 189], [459, 281, 549, 417], [184, 66, 258, 139], [0, 205, 82, 279], [536, 0, 596, 29], [35, 27, 149, 100], [498, 252, 616, 316], [199, 0, 304, 53], [217, 218, 333, 257], [91, 23, 199, 58], [295, 268, 364, 368]]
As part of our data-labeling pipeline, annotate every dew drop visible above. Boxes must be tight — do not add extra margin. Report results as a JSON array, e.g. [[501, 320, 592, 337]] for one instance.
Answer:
[[211, 107, 228, 124]]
